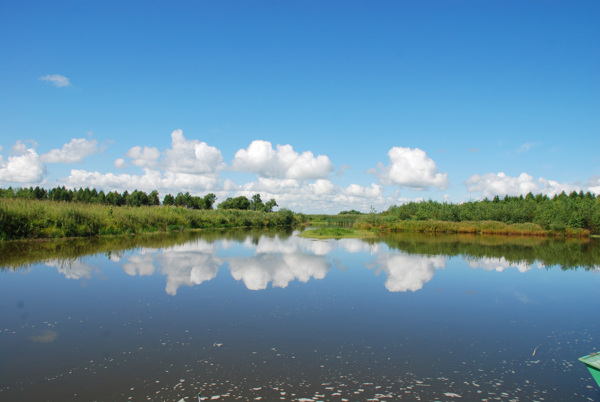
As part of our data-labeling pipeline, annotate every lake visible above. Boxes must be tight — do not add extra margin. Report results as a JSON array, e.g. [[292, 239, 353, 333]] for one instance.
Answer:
[[1, 230, 599, 401]]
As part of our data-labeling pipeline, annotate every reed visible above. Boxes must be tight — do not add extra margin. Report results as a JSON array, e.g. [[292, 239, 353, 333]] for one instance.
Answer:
[[0, 198, 304, 240], [353, 218, 590, 237]]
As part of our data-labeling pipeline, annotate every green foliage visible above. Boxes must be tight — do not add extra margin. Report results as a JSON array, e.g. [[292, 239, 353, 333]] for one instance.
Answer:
[[360, 192, 600, 236], [218, 196, 251, 210], [379, 232, 600, 271], [339, 209, 363, 215], [0, 186, 219, 210], [264, 198, 278, 212], [299, 227, 375, 239], [0, 197, 301, 240]]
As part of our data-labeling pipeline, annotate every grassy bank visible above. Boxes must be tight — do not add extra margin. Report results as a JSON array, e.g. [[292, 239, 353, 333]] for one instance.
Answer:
[[0, 198, 305, 240], [299, 227, 377, 239], [300, 215, 590, 239], [353, 218, 590, 237]]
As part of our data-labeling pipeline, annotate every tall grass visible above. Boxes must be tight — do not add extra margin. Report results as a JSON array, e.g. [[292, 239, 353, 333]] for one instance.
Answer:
[[0, 198, 305, 240], [353, 215, 590, 237]]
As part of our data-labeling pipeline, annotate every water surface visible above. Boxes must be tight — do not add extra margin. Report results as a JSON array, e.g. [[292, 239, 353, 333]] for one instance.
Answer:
[[1, 230, 599, 401]]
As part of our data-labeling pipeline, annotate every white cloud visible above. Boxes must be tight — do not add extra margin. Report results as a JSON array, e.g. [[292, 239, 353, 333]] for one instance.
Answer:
[[63, 168, 219, 193], [342, 183, 383, 198], [466, 172, 581, 198], [370, 147, 449, 190], [41, 138, 99, 163], [163, 129, 225, 174], [0, 147, 46, 183], [126, 146, 160, 168], [114, 158, 127, 168], [11, 140, 38, 155], [312, 179, 337, 195], [40, 74, 71, 87], [232, 177, 389, 213], [232, 140, 334, 180], [61, 130, 224, 194], [64, 169, 163, 191], [586, 176, 600, 195], [538, 178, 580, 197], [466, 172, 538, 198]]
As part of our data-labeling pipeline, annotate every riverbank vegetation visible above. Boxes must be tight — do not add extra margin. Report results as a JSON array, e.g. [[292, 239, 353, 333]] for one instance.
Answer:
[[2, 229, 597, 272], [2, 186, 599, 240], [307, 191, 600, 238], [0, 188, 303, 240], [298, 227, 376, 239]]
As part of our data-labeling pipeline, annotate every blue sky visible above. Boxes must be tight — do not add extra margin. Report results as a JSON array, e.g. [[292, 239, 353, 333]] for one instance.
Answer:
[[1, 1, 599, 213]]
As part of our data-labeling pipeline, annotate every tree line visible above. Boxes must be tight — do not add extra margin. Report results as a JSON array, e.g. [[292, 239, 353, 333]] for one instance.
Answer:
[[0, 186, 277, 212], [379, 191, 600, 234]]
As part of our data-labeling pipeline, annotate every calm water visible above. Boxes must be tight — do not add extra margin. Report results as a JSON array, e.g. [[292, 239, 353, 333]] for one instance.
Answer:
[[1, 230, 599, 401]]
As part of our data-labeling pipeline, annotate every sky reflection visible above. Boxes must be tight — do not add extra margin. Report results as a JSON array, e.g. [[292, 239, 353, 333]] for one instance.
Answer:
[[464, 256, 544, 273], [369, 254, 446, 292], [42, 232, 599, 295], [4, 232, 599, 402]]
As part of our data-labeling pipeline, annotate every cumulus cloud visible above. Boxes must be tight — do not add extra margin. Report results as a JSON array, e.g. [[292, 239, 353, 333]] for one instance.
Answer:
[[163, 129, 224, 174], [586, 176, 600, 195], [232, 176, 389, 213], [538, 178, 580, 197], [126, 146, 160, 168], [467, 172, 581, 198], [62, 130, 224, 194], [0, 147, 46, 183], [341, 183, 383, 198], [12, 140, 33, 154], [40, 74, 71, 87], [63, 168, 220, 193], [114, 158, 127, 168], [41, 138, 99, 163], [232, 140, 334, 180], [369, 147, 449, 190]]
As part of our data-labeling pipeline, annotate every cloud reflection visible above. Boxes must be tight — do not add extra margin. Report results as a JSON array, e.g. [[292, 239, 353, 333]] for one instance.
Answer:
[[122, 254, 156, 276], [371, 254, 446, 292], [46, 259, 95, 280], [121, 241, 222, 295], [465, 257, 543, 273], [228, 253, 331, 290]]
